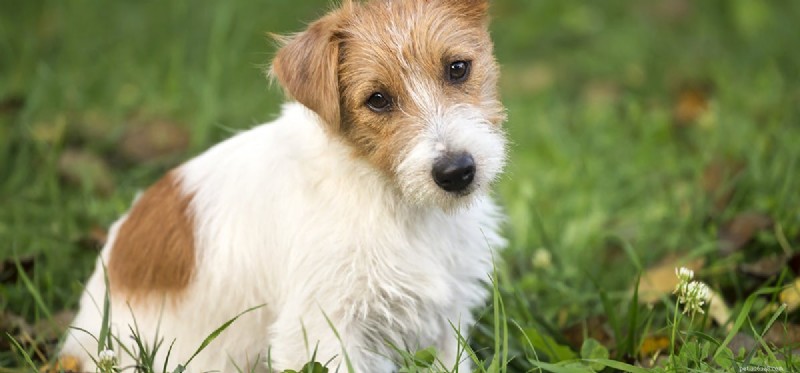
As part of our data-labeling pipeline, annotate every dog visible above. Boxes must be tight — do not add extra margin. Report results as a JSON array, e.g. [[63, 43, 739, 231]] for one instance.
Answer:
[[57, 0, 507, 371]]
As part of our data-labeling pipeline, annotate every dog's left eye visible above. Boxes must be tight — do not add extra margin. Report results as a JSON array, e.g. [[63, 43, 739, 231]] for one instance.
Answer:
[[366, 92, 392, 112], [447, 60, 471, 83]]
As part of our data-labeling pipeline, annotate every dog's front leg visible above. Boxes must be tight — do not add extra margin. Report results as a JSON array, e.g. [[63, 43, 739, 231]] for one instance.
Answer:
[[435, 315, 475, 372], [438, 339, 474, 372], [267, 306, 395, 373]]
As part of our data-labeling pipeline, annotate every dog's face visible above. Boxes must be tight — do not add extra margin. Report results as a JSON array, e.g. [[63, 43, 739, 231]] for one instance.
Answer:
[[272, 0, 506, 210]]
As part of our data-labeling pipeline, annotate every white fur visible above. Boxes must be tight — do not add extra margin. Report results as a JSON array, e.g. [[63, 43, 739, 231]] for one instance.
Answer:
[[396, 102, 507, 210], [61, 103, 506, 372]]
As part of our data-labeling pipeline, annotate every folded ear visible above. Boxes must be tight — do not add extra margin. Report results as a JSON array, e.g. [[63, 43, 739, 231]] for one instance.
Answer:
[[442, 0, 490, 24], [270, 9, 347, 130]]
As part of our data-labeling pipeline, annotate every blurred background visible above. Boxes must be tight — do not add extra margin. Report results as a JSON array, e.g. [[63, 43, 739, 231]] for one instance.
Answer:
[[1, 0, 798, 370]]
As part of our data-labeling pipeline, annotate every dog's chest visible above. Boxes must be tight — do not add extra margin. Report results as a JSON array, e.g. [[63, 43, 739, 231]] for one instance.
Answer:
[[181, 114, 502, 350], [330, 213, 490, 346]]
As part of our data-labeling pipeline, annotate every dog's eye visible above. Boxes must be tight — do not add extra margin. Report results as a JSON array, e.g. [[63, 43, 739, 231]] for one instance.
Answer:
[[447, 60, 471, 83], [366, 92, 391, 112]]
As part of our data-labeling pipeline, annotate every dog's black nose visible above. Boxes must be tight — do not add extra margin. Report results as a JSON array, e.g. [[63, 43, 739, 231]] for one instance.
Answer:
[[432, 153, 476, 192]]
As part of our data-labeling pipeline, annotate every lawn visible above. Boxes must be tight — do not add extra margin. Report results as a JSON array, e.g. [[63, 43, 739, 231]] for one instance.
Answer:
[[1, 0, 799, 371]]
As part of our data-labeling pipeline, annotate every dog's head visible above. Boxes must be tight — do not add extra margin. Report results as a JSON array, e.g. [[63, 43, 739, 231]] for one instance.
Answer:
[[271, 0, 506, 210]]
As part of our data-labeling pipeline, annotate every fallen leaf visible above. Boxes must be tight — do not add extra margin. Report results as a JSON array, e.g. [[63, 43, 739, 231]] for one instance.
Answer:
[[740, 254, 788, 278], [583, 80, 620, 108], [3, 310, 75, 365], [673, 83, 712, 126], [0, 310, 35, 357], [638, 335, 670, 359], [119, 118, 190, 163], [72, 110, 116, 143], [636, 255, 705, 304], [643, 0, 692, 24], [719, 212, 773, 255], [708, 290, 732, 329], [0, 95, 25, 115], [763, 322, 800, 348], [30, 116, 68, 144], [40, 355, 82, 373], [0, 310, 33, 336], [0, 255, 36, 284], [76, 225, 108, 251], [787, 253, 800, 274], [58, 148, 115, 196], [561, 315, 614, 350], [727, 333, 759, 356], [780, 278, 800, 313], [32, 310, 76, 343], [701, 158, 745, 214]]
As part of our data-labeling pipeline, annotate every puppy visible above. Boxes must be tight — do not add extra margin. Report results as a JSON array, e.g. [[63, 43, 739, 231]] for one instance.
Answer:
[[58, 0, 507, 371]]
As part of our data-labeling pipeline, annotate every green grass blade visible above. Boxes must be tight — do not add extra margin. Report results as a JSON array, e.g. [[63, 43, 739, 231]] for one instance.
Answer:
[[68, 326, 100, 343], [183, 304, 264, 368], [584, 359, 649, 373], [15, 257, 53, 320], [748, 319, 778, 364], [713, 286, 782, 360], [492, 275, 502, 371], [614, 235, 642, 271], [686, 330, 721, 348], [510, 318, 540, 365], [6, 333, 38, 371], [592, 277, 623, 354], [321, 311, 355, 373], [626, 274, 641, 356], [97, 263, 112, 354], [452, 321, 486, 373], [760, 303, 787, 339], [527, 360, 592, 373], [163, 339, 177, 373], [496, 276, 509, 372]]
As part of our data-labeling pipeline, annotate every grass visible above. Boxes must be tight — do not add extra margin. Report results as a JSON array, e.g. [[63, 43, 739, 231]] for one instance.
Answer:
[[1, 0, 799, 371]]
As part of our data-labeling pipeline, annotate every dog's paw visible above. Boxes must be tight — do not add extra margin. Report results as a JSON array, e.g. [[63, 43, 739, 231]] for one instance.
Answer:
[[40, 355, 82, 373]]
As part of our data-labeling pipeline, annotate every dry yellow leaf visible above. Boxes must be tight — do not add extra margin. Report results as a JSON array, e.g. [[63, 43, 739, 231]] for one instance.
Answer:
[[636, 255, 705, 304], [708, 290, 732, 330], [40, 355, 82, 373], [780, 278, 800, 313], [639, 335, 670, 358]]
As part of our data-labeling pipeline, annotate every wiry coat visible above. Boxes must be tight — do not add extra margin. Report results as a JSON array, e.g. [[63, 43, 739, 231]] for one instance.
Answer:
[[60, 0, 507, 371]]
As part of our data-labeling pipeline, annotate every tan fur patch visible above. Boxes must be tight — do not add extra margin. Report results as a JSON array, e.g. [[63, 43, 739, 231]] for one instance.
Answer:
[[270, 4, 353, 131], [108, 171, 196, 296]]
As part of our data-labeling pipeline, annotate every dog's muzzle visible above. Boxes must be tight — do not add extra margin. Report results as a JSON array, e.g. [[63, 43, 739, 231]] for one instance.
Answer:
[[432, 153, 476, 193]]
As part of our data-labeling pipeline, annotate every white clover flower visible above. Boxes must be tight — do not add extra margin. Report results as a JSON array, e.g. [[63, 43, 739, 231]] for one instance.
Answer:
[[532, 248, 552, 269], [676, 267, 694, 282], [673, 266, 695, 295], [97, 349, 117, 371], [673, 266, 712, 317], [679, 281, 711, 316], [688, 281, 710, 301]]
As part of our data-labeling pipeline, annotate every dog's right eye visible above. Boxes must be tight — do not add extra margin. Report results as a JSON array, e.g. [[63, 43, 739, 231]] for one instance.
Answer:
[[366, 92, 392, 112], [447, 60, 471, 83]]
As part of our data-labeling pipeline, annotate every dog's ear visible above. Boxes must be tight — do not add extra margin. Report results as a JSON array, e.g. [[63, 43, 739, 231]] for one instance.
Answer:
[[441, 0, 490, 24], [271, 10, 347, 130]]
